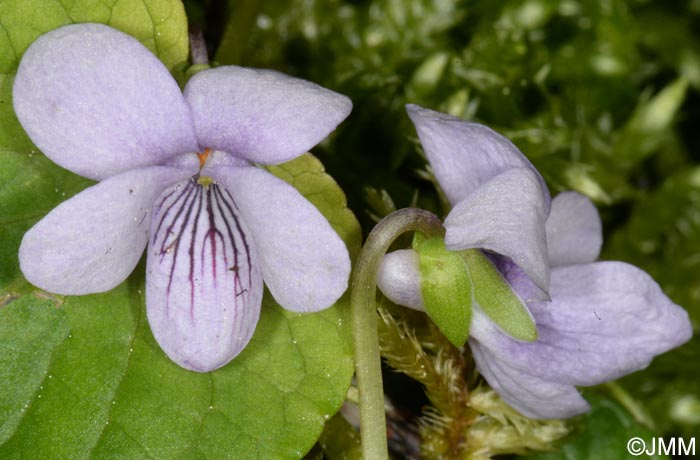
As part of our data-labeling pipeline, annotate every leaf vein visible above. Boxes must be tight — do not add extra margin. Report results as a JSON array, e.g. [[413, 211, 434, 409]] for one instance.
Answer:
[[0, 319, 71, 447], [86, 286, 145, 458]]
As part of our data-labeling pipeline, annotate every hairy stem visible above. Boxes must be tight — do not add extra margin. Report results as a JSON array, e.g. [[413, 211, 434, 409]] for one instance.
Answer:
[[351, 208, 444, 460]]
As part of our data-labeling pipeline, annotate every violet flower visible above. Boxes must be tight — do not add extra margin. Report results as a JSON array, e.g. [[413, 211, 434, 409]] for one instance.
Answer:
[[378, 104, 693, 419], [14, 24, 352, 372]]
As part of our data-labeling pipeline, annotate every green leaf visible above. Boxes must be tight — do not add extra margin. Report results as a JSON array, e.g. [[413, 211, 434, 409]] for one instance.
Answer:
[[0, 153, 361, 459], [523, 395, 669, 460], [461, 249, 537, 342], [0, 0, 188, 74], [0, 0, 190, 151], [0, 296, 70, 444], [415, 237, 472, 347]]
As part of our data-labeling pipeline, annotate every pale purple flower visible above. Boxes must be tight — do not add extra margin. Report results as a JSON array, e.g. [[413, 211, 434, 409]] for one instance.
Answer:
[[378, 104, 693, 419], [14, 24, 352, 372]]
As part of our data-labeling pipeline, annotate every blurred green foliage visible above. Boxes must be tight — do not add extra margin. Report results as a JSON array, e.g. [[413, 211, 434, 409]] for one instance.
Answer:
[[185, 0, 700, 452]]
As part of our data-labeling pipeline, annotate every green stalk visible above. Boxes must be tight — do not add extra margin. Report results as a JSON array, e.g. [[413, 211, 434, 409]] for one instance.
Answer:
[[351, 208, 444, 460]]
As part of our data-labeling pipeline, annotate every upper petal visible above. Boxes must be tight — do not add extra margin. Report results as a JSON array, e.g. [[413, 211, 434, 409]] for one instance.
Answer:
[[19, 165, 195, 294], [546, 192, 602, 267], [208, 165, 351, 312], [146, 179, 264, 372], [444, 168, 550, 293], [13, 24, 198, 180], [472, 261, 693, 388], [406, 104, 550, 211], [184, 67, 352, 164]]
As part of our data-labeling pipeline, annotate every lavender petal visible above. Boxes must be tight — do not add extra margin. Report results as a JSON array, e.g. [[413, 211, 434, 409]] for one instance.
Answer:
[[546, 191, 603, 267], [13, 24, 198, 180], [208, 165, 351, 312], [444, 168, 550, 293], [406, 104, 550, 212], [185, 67, 352, 165], [19, 166, 193, 294], [146, 179, 264, 372]]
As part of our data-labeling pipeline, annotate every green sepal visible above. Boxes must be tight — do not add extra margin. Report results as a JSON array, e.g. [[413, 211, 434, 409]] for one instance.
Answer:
[[460, 249, 538, 342], [411, 231, 427, 249], [185, 63, 212, 80], [415, 237, 473, 347]]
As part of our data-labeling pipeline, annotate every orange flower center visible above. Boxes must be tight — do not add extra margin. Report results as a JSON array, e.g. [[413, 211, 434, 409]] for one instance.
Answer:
[[197, 148, 212, 169]]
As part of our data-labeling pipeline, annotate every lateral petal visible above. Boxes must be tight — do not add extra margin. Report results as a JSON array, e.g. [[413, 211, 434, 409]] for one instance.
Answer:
[[444, 168, 550, 293], [13, 24, 198, 180], [146, 179, 264, 372], [19, 166, 194, 294], [208, 165, 351, 312], [185, 66, 352, 164], [546, 192, 602, 267], [406, 104, 550, 211]]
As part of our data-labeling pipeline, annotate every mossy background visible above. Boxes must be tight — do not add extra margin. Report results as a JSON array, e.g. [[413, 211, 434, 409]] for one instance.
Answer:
[[183, 0, 699, 456]]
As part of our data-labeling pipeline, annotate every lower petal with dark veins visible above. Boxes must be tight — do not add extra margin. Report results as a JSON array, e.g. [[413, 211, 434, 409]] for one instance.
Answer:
[[146, 178, 263, 372]]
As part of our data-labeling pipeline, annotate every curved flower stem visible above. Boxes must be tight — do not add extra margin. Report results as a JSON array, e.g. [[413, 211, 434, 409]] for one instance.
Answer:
[[351, 208, 445, 460], [189, 27, 209, 65]]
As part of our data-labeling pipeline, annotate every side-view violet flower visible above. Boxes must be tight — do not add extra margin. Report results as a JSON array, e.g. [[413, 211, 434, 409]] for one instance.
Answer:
[[14, 24, 352, 372], [378, 104, 693, 419]]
